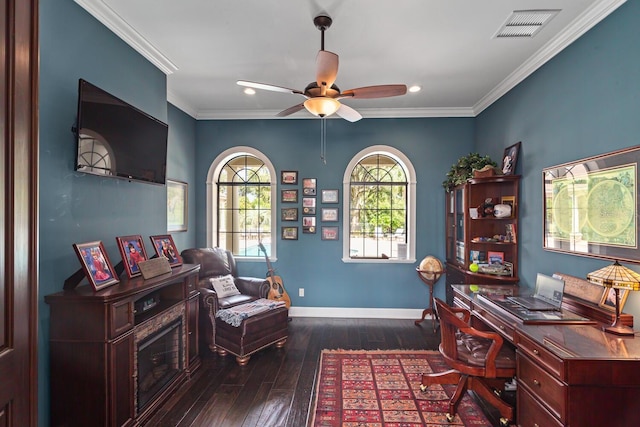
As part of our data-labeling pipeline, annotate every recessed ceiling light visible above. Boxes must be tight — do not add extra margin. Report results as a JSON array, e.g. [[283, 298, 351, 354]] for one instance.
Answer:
[[409, 85, 421, 93], [244, 88, 256, 95]]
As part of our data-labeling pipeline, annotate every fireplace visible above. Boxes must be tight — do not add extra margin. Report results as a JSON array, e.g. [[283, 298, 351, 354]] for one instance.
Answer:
[[134, 304, 185, 412]]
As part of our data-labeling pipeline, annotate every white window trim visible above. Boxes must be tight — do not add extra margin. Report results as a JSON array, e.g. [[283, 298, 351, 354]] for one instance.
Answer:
[[206, 146, 277, 261], [342, 145, 416, 264]]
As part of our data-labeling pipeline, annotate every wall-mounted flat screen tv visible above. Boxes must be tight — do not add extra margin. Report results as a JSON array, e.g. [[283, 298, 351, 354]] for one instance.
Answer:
[[74, 79, 168, 185]]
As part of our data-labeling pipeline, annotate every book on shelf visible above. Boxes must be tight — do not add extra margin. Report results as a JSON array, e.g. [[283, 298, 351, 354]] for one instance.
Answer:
[[505, 223, 517, 243], [469, 250, 486, 263]]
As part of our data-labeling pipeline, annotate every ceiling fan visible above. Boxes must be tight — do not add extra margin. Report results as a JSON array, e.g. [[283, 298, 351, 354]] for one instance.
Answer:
[[237, 15, 407, 122]]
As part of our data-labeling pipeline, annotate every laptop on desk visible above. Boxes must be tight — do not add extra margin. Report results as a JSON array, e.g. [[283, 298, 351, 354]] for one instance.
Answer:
[[507, 273, 565, 311]]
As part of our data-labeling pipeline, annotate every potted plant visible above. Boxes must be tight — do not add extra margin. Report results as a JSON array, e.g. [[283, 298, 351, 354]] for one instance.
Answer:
[[442, 153, 497, 192]]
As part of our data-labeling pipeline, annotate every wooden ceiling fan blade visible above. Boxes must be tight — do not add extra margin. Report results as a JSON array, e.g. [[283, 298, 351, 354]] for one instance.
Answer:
[[237, 80, 303, 95], [316, 51, 339, 94], [340, 84, 407, 99], [276, 103, 306, 117], [336, 104, 362, 122]]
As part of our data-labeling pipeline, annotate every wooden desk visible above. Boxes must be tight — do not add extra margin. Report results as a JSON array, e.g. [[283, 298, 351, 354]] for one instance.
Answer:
[[451, 284, 640, 427]]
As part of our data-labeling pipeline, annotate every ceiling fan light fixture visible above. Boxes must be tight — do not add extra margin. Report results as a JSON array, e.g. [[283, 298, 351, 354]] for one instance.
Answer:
[[304, 97, 340, 118]]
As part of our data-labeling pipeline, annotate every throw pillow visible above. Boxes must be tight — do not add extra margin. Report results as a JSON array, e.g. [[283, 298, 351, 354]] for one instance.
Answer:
[[208, 274, 240, 298]]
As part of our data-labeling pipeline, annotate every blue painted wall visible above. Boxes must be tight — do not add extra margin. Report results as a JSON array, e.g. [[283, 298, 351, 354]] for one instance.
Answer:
[[38, 1, 197, 424], [475, 0, 640, 319], [194, 118, 474, 307], [37, 0, 639, 425]]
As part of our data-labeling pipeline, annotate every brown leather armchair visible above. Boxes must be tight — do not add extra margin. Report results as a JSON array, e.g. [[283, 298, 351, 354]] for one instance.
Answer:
[[181, 247, 288, 365], [421, 298, 516, 426]]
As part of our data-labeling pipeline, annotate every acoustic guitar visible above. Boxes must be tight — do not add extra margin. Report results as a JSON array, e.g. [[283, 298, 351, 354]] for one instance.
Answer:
[[258, 242, 291, 309]]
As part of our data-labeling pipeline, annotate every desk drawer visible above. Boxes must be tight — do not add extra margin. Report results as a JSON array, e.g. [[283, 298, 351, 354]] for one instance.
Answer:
[[515, 330, 564, 380], [518, 386, 563, 427], [517, 351, 566, 422], [474, 304, 515, 342]]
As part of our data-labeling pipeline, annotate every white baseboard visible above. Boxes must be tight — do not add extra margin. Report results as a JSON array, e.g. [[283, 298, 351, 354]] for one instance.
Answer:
[[288, 306, 429, 319]]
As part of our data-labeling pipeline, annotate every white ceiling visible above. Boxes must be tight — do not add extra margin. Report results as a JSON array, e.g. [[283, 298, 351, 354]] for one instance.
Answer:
[[76, 0, 625, 120]]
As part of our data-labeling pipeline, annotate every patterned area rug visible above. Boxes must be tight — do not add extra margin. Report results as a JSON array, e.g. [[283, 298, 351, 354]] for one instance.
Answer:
[[308, 349, 492, 426]]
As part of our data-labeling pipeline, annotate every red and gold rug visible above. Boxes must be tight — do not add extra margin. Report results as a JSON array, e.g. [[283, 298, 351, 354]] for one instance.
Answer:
[[308, 349, 492, 426]]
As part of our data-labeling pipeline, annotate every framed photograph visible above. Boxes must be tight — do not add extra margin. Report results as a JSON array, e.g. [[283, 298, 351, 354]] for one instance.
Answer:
[[599, 287, 630, 312], [502, 141, 521, 175], [281, 207, 298, 221], [303, 197, 316, 214], [302, 178, 317, 195], [321, 189, 339, 203], [281, 189, 298, 203], [322, 226, 339, 240], [543, 145, 640, 263], [116, 235, 149, 278], [281, 170, 298, 185], [500, 195, 515, 209], [167, 179, 188, 232], [150, 234, 182, 267], [303, 216, 316, 233], [282, 226, 298, 240], [72, 241, 120, 291], [322, 207, 339, 222], [487, 251, 504, 265]]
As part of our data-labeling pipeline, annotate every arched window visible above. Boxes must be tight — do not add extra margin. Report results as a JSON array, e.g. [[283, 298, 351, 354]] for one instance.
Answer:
[[207, 147, 276, 259], [343, 146, 416, 263]]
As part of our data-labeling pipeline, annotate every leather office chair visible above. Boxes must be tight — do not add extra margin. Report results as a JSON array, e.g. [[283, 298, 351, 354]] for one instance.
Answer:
[[421, 298, 515, 426], [181, 248, 288, 365]]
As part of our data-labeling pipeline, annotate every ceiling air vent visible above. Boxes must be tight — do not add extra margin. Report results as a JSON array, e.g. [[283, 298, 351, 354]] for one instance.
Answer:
[[495, 10, 560, 38]]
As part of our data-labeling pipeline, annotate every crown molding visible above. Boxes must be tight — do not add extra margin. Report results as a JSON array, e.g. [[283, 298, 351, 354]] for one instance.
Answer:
[[74, 0, 178, 75], [473, 0, 627, 115], [167, 90, 197, 118]]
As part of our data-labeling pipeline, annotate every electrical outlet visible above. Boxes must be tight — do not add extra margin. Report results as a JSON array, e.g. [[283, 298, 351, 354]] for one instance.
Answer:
[[299, 288, 304, 297]]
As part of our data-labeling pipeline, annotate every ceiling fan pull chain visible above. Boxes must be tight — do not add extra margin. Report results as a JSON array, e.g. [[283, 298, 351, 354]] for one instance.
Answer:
[[320, 118, 327, 164]]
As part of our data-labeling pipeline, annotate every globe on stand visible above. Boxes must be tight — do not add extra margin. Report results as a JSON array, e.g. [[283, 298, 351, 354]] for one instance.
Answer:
[[415, 256, 445, 332]]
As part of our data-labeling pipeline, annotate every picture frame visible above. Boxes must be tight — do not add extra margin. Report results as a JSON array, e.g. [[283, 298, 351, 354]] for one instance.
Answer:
[[321, 189, 339, 203], [282, 226, 298, 240], [502, 141, 521, 175], [487, 251, 504, 265], [599, 287, 630, 312], [116, 235, 149, 278], [281, 170, 298, 185], [322, 207, 339, 222], [302, 178, 317, 195], [322, 226, 339, 240], [281, 189, 298, 203], [499, 195, 515, 218], [281, 207, 298, 221], [303, 216, 316, 233], [167, 179, 188, 232], [543, 145, 640, 263], [150, 234, 182, 267], [302, 197, 316, 214], [72, 241, 120, 291]]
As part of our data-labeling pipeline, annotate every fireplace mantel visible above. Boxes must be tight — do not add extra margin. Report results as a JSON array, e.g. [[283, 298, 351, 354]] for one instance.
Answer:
[[45, 263, 201, 427]]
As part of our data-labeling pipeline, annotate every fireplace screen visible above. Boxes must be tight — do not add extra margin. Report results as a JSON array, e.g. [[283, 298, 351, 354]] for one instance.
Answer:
[[136, 318, 183, 411]]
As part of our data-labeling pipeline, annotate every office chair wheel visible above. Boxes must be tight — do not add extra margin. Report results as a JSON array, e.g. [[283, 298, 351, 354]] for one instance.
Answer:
[[419, 384, 428, 392], [445, 413, 455, 423], [499, 417, 511, 426]]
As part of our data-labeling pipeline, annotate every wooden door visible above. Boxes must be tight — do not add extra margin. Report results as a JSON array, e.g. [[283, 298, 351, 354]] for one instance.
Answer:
[[0, 0, 39, 425]]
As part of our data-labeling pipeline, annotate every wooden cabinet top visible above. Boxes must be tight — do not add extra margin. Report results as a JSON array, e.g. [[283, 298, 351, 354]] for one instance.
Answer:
[[517, 323, 640, 361], [45, 263, 200, 304]]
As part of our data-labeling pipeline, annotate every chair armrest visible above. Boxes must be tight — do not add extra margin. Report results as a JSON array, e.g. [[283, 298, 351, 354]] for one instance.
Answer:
[[448, 305, 471, 324], [235, 276, 270, 298], [458, 325, 505, 377], [200, 287, 220, 317]]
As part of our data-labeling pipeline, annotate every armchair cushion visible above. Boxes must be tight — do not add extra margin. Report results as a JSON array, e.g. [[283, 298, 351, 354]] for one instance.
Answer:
[[208, 274, 241, 298]]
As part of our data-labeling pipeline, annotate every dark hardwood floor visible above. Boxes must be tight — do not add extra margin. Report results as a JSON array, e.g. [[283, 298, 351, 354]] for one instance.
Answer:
[[146, 317, 506, 427]]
